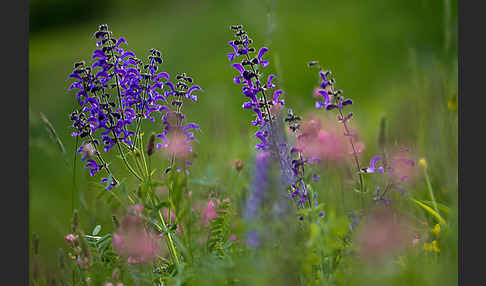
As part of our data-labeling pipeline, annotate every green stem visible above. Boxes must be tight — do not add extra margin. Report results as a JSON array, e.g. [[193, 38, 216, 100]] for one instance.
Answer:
[[158, 210, 180, 265], [113, 136, 143, 182], [424, 168, 439, 214]]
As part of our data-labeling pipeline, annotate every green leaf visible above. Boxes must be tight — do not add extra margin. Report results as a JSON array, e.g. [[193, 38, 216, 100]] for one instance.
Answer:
[[92, 225, 102, 236], [422, 200, 450, 214], [410, 198, 446, 225], [150, 169, 158, 177], [104, 174, 113, 189]]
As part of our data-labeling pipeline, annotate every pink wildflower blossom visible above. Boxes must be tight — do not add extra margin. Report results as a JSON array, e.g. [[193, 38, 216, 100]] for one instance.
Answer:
[[355, 208, 412, 263], [112, 214, 161, 263], [202, 198, 230, 224], [64, 233, 78, 245]]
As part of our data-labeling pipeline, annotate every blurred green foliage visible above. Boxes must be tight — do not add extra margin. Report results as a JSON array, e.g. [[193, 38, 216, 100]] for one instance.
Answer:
[[29, 0, 457, 284]]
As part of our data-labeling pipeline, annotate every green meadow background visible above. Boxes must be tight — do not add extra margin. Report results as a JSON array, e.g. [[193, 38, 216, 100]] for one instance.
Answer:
[[29, 0, 458, 283]]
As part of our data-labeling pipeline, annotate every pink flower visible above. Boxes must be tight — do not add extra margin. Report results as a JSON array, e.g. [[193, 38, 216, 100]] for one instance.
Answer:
[[104, 283, 114, 286], [203, 200, 217, 224], [134, 204, 144, 213], [355, 208, 412, 263], [163, 130, 192, 159], [112, 214, 161, 263], [229, 234, 237, 242], [202, 198, 230, 224], [64, 233, 78, 245], [295, 114, 363, 164], [388, 147, 419, 183], [76, 257, 84, 266]]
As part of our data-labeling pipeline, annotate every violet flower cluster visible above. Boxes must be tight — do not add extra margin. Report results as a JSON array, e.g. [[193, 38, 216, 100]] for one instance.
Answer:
[[68, 24, 201, 189], [227, 25, 313, 207], [311, 64, 364, 192], [226, 25, 284, 149], [311, 64, 417, 206]]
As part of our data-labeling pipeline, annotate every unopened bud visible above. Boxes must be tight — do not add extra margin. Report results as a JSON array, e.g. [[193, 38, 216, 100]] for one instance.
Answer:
[[146, 134, 156, 156], [234, 160, 244, 172]]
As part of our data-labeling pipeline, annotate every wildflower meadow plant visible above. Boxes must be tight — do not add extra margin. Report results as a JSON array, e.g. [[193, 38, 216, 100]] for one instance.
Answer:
[[31, 21, 456, 286], [63, 24, 205, 284], [227, 25, 319, 210]]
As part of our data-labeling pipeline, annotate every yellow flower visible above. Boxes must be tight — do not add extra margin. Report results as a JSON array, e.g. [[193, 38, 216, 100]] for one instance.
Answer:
[[431, 224, 440, 237], [424, 240, 440, 253], [418, 158, 427, 169], [447, 94, 457, 112]]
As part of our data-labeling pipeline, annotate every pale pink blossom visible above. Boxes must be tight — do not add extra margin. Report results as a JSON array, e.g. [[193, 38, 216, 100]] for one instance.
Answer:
[[163, 130, 192, 159], [134, 204, 144, 213], [64, 233, 78, 245], [202, 200, 217, 224], [387, 146, 419, 183], [202, 198, 230, 224], [112, 214, 161, 263], [355, 208, 412, 263], [295, 114, 363, 164]]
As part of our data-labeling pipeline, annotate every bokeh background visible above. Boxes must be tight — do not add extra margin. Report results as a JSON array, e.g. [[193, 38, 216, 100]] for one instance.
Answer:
[[29, 0, 458, 282]]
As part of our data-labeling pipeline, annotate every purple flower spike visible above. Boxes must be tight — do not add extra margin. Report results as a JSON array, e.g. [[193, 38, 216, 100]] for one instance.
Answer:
[[69, 25, 202, 180], [258, 47, 269, 67]]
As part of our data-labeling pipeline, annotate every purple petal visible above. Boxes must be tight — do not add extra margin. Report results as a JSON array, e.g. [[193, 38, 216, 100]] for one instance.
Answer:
[[153, 72, 169, 82], [366, 156, 382, 173], [116, 37, 127, 47], [227, 41, 238, 53], [258, 47, 269, 63], [187, 85, 201, 97], [273, 89, 283, 102], [184, 123, 200, 131], [121, 51, 135, 59], [317, 89, 330, 105], [232, 63, 245, 74], [69, 73, 82, 81], [242, 102, 252, 109], [266, 74, 275, 89]]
